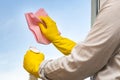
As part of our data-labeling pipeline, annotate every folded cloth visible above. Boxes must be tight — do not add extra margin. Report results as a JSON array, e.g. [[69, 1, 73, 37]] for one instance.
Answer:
[[25, 8, 50, 44]]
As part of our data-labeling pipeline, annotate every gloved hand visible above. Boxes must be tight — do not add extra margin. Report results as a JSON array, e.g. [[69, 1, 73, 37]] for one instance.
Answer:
[[38, 16, 76, 55], [23, 47, 45, 78]]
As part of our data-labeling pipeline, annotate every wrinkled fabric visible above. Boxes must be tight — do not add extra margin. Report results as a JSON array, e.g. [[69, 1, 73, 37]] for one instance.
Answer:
[[25, 8, 50, 44], [39, 0, 120, 80]]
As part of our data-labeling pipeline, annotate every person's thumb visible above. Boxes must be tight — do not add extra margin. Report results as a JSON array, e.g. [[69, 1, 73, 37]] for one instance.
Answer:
[[38, 23, 46, 34]]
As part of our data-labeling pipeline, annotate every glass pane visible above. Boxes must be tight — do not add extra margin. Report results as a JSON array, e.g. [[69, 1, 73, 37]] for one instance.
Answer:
[[0, 0, 92, 80]]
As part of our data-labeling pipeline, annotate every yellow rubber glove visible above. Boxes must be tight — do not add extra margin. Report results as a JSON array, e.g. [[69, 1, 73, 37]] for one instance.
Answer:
[[39, 16, 76, 55], [23, 47, 45, 78]]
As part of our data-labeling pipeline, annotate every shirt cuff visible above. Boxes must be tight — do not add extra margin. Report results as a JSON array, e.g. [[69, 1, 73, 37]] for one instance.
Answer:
[[39, 60, 53, 80]]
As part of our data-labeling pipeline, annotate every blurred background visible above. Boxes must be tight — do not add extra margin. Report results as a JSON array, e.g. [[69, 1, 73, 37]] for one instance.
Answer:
[[0, 0, 91, 80]]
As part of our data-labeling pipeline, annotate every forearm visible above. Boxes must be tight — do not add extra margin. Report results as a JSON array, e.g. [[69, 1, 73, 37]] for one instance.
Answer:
[[52, 36, 76, 55], [40, 43, 119, 80], [40, 38, 119, 80]]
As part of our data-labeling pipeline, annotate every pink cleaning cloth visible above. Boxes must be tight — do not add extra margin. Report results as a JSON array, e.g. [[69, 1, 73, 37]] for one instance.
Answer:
[[25, 8, 50, 44]]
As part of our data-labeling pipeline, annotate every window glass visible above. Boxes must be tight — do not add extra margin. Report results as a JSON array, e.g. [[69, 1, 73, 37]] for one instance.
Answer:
[[0, 0, 91, 80]]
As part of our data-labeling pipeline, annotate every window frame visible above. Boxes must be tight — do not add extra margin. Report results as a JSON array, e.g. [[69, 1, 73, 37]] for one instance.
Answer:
[[91, 0, 100, 25]]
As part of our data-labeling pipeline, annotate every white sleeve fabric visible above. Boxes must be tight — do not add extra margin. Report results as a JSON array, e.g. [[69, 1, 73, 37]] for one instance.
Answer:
[[39, 60, 52, 80], [39, 0, 120, 80]]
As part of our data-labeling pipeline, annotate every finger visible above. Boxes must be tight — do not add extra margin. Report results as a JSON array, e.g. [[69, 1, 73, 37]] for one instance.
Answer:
[[38, 23, 46, 33], [47, 16, 56, 23], [40, 16, 51, 25], [40, 16, 55, 25]]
